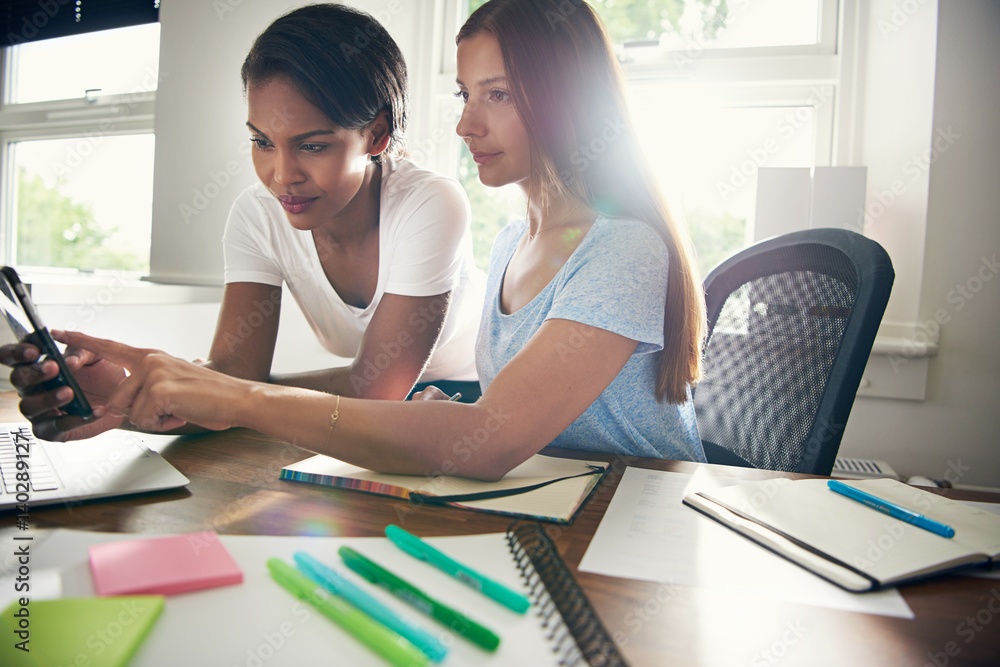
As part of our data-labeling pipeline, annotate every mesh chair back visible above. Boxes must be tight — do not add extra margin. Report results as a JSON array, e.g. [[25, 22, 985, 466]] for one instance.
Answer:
[[694, 229, 894, 475]]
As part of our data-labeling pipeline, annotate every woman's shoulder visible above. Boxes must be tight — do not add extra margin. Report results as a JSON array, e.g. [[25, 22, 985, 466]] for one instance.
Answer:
[[382, 157, 467, 202], [227, 182, 285, 231], [573, 216, 666, 261], [591, 215, 666, 245], [231, 182, 282, 215]]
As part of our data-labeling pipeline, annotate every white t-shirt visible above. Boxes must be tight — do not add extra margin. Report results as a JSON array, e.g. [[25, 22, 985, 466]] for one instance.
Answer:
[[222, 157, 484, 382]]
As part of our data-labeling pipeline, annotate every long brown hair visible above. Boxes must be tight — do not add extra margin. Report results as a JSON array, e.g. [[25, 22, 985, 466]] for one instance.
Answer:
[[458, 0, 705, 403]]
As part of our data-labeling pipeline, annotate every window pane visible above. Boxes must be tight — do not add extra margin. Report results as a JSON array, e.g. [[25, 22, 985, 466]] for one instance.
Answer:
[[458, 144, 523, 273], [8, 23, 160, 104], [466, 0, 821, 50], [591, 0, 820, 50], [628, 84, 817, 276], [11, 135, 154, 273]]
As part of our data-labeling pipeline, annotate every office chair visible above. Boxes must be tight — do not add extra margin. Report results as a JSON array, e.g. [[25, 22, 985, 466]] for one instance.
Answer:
[[693, 228, 894, 475]]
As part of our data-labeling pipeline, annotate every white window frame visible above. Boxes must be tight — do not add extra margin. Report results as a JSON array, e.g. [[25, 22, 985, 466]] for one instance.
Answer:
[[617, 0, 848, 239], [0, 42, 219, 307], [429, 0, 852, 211], [0, 40, 157, 268]]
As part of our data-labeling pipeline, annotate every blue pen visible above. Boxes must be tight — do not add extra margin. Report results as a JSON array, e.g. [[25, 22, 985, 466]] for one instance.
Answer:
[[294, 552, 449, 663], [827, 480, 955, 538]]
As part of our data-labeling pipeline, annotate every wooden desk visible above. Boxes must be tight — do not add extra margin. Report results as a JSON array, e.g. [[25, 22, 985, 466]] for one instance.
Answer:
[[2, 393, 998, 666]]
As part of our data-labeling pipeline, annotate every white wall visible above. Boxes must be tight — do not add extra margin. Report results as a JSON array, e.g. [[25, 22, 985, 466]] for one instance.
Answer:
[[838, 0, 1000, 487]]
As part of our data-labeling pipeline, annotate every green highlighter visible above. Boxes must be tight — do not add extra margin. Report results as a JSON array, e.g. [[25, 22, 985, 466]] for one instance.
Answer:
[[339, 546, 501, 652], [267, 558, 429, 667], [386, 524, 530, 614]]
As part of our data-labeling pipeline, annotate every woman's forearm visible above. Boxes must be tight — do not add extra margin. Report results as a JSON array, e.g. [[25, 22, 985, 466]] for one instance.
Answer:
[[238, 382, 522, 480]]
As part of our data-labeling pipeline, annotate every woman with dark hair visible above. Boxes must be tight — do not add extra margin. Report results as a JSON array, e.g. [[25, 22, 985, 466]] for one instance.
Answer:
[[3, 3, 484, 442], [5, 0, 706, 479], [222, 3, 482, 403]]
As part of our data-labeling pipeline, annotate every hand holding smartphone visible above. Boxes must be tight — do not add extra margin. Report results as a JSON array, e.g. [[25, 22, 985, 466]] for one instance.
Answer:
[[0, 266, 93, 419]]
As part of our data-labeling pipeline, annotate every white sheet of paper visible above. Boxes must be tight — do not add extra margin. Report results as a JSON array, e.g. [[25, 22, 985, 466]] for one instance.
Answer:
[[0, 529, 566, 666], [578, 466, 914, 618], [961, 500, 1000, 579]]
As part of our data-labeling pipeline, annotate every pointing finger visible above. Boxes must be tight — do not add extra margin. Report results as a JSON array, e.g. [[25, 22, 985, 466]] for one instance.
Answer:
[[52, 330, 155, 372]]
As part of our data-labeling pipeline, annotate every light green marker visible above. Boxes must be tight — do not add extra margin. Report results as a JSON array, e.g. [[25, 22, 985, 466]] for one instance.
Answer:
[[268, 557, 429, 667]]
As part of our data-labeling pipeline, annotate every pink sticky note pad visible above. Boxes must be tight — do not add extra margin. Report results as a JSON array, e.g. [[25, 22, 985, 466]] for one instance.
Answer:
[[89, 531, 243, 596]]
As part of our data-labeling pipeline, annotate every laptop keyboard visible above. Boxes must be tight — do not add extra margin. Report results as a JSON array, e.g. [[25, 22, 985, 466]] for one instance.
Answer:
[[0, 425, 61, 494]]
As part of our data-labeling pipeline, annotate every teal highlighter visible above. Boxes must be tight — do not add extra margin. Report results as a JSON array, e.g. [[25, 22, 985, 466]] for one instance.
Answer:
[[294, 551, 448, 663], [267, 558, 429, 667]]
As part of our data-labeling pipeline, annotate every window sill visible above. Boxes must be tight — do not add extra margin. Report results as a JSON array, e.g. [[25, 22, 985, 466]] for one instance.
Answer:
[[21, 272, 223, 306], [857, 322, 939, 401]]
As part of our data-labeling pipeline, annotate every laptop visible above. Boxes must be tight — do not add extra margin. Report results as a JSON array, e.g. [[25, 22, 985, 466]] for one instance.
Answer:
[[0, 422, 189, 511]]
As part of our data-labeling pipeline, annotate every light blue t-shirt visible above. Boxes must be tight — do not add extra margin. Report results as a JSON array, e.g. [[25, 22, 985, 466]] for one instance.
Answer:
[[476, 215, 705, 462]]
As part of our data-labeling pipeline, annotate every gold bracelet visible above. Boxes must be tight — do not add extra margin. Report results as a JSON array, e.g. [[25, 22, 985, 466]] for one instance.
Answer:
[[328, 394, 341, 441]]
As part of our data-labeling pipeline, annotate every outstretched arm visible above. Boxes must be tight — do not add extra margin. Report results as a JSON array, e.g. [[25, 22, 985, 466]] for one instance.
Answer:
[[59, 319, 636, 480], [269, 291, 452, 400]]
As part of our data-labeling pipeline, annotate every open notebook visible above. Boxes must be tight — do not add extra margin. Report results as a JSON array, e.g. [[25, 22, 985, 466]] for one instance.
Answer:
[[684, 477, 1000, 592], [280, 453, 608, 523], [0, 422, 189, 511]]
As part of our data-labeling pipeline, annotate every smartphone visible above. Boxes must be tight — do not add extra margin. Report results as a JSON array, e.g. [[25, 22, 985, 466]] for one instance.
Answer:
[[0, 266, 93, 419]]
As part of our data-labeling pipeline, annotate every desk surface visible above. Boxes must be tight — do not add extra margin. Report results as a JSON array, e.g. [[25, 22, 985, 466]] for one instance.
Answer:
[[2, 393, 998, 666]]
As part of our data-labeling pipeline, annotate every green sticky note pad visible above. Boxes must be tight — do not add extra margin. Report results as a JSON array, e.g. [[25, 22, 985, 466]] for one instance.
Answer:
[[0, 596, 165, 667]]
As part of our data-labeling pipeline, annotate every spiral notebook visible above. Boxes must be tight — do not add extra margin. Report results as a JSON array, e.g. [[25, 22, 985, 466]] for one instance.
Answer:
[[506, 522, 628, 666], [9, 526, 626, 665]]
